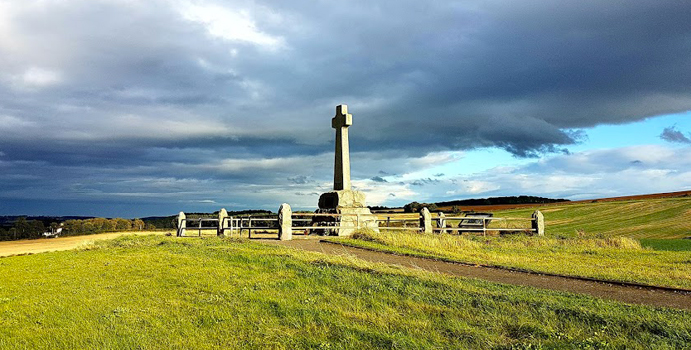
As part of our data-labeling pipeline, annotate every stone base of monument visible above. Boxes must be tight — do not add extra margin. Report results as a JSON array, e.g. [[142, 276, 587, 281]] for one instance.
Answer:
[[315, 190, 379, 236]]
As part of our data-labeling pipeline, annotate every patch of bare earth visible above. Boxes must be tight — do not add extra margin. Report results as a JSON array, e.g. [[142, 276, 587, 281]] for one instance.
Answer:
[[0, 231, 168, 257]]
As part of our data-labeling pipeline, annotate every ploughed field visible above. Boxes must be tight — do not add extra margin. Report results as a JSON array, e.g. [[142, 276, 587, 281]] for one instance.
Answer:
[[1, 235, 689, 349]]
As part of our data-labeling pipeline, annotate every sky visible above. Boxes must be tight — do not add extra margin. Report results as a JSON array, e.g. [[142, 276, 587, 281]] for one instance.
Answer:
[[1, 0, 690, 217]]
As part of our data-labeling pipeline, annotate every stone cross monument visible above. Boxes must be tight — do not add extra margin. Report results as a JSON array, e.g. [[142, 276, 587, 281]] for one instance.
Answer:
[[332, 105, 352, 191], [317, 105, 379, 236]]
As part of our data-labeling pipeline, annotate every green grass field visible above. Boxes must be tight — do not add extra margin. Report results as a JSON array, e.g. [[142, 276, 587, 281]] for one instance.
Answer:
[[328, 197, 691, 290], [640, 238, 691, 251], [1, 235, 689, 349], [494, 197, 691, 239], [332, 230, 691, 289]]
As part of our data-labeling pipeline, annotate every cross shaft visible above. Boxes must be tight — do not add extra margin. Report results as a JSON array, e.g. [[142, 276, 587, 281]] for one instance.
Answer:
[[332, 105, 352, 190]]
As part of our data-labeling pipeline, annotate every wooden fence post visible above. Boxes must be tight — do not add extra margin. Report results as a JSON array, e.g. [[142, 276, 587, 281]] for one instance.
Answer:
[[278, 203, 293, 241]]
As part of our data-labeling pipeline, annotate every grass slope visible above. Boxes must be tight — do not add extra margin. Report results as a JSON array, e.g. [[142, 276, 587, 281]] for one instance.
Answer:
[[332, 231, 691, 289], [1, 235, 689, 349], [494, 197, 691, 239]]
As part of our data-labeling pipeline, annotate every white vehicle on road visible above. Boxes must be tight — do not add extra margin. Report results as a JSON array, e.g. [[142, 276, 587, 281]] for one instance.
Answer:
[[43, 227, 62, 238]]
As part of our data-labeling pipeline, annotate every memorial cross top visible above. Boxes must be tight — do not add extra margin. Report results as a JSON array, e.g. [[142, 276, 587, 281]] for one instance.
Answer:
[[332, 105, 352, 190]]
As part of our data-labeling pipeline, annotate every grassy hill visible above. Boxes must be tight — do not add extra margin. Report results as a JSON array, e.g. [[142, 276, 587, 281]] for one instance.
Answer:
[[495, 197, 691, 239], [334, 196, 691, 289], [0, 235, 689, 349]]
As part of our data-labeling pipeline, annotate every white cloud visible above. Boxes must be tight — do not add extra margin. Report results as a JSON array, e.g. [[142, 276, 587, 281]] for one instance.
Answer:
[[14, 67, 62, 88], [211, 153, 330, 173], [178, 1, 284, 49], [352, 178, 416, 205], [0, 115, 36, 130], [463, 180, 501, 194], [407, 151, 463, 169], [452, 145, 691, 200]]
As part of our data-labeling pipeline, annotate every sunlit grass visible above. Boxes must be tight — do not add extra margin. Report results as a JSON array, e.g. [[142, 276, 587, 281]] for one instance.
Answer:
[[494, 197, 691, 239], [332, 230, 691, 289], [1, 234, 689, 349]]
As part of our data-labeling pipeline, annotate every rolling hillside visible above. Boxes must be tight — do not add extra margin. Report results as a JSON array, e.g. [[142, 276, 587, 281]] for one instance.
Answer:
[[496, 197, 691, 239]]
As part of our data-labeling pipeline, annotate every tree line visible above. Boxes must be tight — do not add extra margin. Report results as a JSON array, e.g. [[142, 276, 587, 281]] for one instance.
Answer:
[[0, 217, 156, 241]]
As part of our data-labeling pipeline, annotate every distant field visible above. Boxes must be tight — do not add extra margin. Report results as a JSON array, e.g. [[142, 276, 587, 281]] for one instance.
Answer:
[[433, 190, 691, 212], [640, 239, 691, 251], [374, 197, 690, 239], [1, 235, 689, 349], [0, 231, 167, 257], [494, 197, 691, 239], [333, 197, 691, 289], [332, 230, 691, 289]]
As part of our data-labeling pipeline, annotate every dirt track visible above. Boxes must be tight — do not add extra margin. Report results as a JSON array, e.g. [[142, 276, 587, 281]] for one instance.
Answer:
[[267, 238, 691, 311], [0, 231, 167, 257]]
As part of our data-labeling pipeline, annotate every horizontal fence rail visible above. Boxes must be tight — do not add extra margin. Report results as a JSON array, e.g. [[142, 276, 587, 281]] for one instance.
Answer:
[[175, 207, 545, 240]]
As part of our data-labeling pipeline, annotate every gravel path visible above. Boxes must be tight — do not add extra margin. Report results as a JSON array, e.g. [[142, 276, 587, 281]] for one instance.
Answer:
[[267, 237, 691, 311]]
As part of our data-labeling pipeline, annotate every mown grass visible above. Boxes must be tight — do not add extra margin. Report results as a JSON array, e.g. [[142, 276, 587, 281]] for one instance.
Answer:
[[640, 239, 691, 252], [1, 235, 689, 349], [331, 230, 691, 289], [493, 197, 691, 239]]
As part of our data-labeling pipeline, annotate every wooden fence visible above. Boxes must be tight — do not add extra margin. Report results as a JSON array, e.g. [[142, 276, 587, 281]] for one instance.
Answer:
[[176, 206, 545, 240]]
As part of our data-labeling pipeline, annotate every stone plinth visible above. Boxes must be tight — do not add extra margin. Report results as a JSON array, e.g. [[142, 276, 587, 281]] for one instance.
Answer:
[[332, 207, 379, 236], [316, 189, 379, 236], [318, 189, 366, 209]]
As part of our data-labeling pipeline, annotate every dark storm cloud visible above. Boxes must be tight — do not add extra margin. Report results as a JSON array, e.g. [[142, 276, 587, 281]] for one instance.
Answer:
[[410, 178, 440, 187], [370, 176, 387, 183], [288, 175, 311, 185], [660, 126, 691, 144], [1, 0, 691, 215]]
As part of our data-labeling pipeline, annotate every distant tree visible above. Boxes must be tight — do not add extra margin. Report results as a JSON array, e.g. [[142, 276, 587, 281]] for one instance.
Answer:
[[28, 220, 45, 239], [133, 219, 145, 231], [404, 202, 437, 213], [11, 217, 44, 239], [81, 220, 96, 233], [103, 219, 117, 232], [92, 218, 107, 232], [62, 220, 82, 235], [14, 217, 31, 239], [404, 202, 421, 213], [114, 218, 132, 231]]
